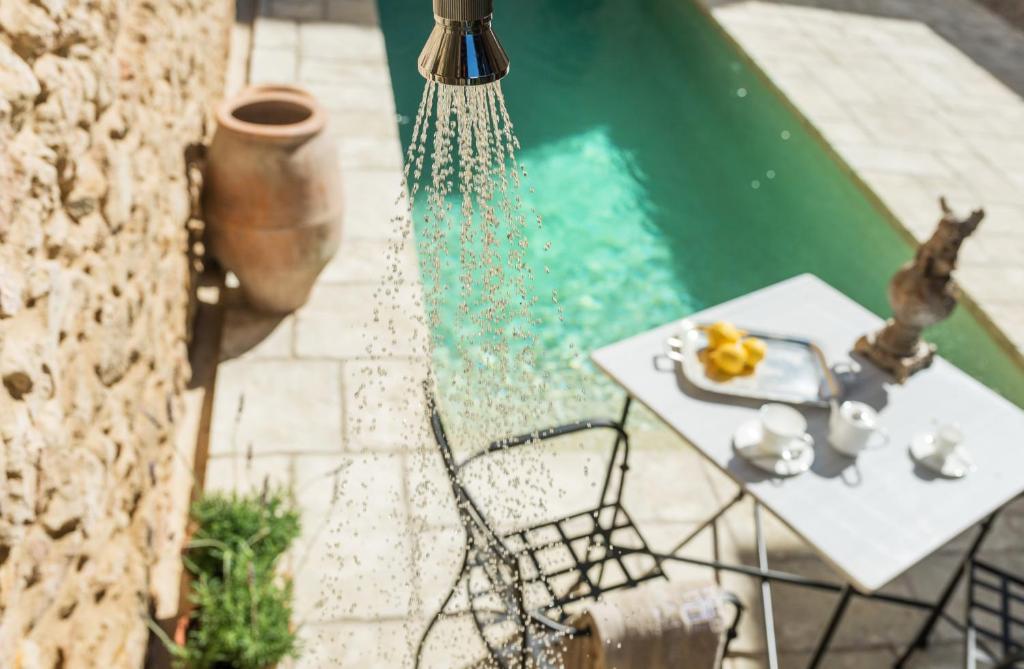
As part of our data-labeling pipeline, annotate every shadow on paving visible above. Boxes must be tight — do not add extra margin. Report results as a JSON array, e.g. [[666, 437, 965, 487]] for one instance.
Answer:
[[703, 0, 1024, 99]]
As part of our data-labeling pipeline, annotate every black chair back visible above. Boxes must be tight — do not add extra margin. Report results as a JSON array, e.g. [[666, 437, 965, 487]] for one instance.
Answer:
[[969, 559, 1024, 667]]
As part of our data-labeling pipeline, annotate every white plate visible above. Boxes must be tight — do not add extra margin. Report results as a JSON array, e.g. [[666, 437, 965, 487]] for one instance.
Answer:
[[910, 433, 974, 479], [733, 419, 815, 477]]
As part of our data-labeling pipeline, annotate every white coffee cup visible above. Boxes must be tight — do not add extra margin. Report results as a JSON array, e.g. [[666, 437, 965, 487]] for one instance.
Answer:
[[759, 403, 811, 459], [828, 400, 889, 457], [932, 423, 964, 459]]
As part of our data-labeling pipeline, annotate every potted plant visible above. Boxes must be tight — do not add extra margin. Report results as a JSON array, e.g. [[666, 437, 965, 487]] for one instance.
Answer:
[[168, 489, 301, 669]]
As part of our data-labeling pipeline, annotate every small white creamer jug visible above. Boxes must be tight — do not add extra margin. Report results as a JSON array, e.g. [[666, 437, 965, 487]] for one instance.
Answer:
[[828, 400, 888, 457]]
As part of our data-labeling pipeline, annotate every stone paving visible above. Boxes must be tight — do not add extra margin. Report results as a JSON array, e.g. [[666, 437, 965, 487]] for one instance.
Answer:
[[204, 0, 1024, 667], [701, 0, 1024, 360]]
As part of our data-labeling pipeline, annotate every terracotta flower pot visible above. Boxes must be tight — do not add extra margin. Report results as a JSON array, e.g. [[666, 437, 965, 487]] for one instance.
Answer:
[[204, 88, 342, 313]]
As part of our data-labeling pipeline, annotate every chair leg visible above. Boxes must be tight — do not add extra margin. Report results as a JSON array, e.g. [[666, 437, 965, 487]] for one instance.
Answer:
[[415, 550, 469, 669], [721, 591, 745, 658]]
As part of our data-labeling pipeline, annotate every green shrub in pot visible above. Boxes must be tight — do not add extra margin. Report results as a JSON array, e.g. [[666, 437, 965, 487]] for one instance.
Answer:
[[179, 490, 301, 669]]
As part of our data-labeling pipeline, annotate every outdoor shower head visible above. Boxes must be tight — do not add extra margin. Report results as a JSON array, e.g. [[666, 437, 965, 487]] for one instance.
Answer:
[[418, 0, 510, 86]]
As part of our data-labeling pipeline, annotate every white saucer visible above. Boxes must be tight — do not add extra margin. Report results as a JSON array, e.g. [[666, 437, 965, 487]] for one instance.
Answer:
[[910, 433, 974, 479], [733, 419, 815, 477]]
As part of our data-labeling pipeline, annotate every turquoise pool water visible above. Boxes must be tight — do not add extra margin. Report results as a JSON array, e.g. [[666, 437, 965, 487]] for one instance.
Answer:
[[380, 0, 1024, 409]]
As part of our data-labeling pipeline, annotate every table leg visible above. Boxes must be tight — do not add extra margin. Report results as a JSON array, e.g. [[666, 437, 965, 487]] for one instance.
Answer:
[[598, 395, 633, 509], [807, 585, 853, 669], [618, 394, 633, 428], [755, 502, 780, 669], [894, 513, 997, 668]]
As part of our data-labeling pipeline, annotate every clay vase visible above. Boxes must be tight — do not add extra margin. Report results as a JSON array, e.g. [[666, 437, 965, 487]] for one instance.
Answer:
[[204, 89, 342, 313]]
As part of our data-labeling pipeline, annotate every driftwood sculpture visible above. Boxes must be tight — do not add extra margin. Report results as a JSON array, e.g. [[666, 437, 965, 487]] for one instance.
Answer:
[[855, 198, 985, 382]]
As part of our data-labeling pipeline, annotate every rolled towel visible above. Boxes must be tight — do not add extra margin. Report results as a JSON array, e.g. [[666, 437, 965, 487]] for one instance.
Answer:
[[560, 581, 728, 669]]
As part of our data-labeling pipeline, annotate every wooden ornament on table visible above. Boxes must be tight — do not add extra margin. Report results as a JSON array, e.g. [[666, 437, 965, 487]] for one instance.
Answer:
[[855, 197, 985, 382]]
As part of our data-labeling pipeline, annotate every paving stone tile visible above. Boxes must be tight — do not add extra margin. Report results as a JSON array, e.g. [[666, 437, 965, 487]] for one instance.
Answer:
[[620, 440, 728, 524], [641, 520, 745, 585], [405, 447, 461, 529], [338, 134, 404, 170], [914, 174, 982, 210], [892, 641, 965, 668], [299, 58, 391, 86], [941, 153, 1024, 206], [965, 136, 1024, 175], [298, 21, 387, 63], [292, 453, 406, 529], [228, 2, 257, 96], [814, 65, 877, 105], [252, 17, 298, 50], [971, 202, 1024, 238], [954, 265, 1024, 305], [774, 78, 850, 121], [853, 105, 967, 152], [413, 526, 468, 617], [294, 283, 426, 359], [295, 620, 414, 669], [343, 358, 430, 450], [328, 109, 400, 140], [415, 615, 493, 669], [818, 118, 872, 145], [759, 554, 920, 653], [303, 79, 396, 116], [293, 523, 415, 621], [903, 551, 969, 643], [957, 235, 998, 269], [982, 303, 1024, 354], [722, 496, 816, 559], [338, 168, 408, 241], [210, 359, 343, 455], [268, 0, 324, 21], [324, 0, 379, 25], [723, 647, 897, 668], [835, 143, 954, 178], [858, 170, 945, 240], [220, 307, 293, 360], [203, 453, 294, 495], [320, 237, 417, 284], [249, 46, 298, 83]]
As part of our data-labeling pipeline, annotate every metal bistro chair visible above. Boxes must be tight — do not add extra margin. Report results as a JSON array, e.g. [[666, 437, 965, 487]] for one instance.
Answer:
[[415, 396, 743, 669], [966, 559, 1024, 668]]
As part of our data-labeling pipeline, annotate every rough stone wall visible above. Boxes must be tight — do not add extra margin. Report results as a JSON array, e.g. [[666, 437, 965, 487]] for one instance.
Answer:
[[0, 0, 231, 666]]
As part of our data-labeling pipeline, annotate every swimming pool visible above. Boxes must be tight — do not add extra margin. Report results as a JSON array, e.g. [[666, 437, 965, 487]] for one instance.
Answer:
[[380, 0, 1024, 410]]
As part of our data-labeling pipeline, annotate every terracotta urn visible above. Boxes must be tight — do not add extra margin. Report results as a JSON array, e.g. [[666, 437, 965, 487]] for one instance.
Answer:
[[204, 88, 342, 313]]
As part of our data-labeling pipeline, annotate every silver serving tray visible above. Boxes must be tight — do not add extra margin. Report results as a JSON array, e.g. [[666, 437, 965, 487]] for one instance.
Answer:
[[666, 320, 840, 407]]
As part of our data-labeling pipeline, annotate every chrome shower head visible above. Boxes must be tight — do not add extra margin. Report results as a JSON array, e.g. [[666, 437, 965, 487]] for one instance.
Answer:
[[418, 0, 510, 86]]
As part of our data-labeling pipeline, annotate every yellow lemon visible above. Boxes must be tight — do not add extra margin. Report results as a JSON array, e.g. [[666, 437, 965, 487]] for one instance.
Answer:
[[706, 321, 743, 349], [709, 342, 747, 376], [742, 337, 767, 366]]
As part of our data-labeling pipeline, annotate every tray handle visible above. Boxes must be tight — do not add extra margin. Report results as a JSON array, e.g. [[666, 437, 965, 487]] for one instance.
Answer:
[[665, 335, 688, 363]]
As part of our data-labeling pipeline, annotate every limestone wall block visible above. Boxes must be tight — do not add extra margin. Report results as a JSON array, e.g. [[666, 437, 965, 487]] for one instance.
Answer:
[[0, 0, 59, 57], [64, 153, 108, 220], [0, 41, 40, 127], [0, 264, 26, 318]]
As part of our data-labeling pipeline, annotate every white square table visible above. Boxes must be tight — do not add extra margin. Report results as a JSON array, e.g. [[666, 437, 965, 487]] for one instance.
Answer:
[[592, 274, 1024, 668]]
